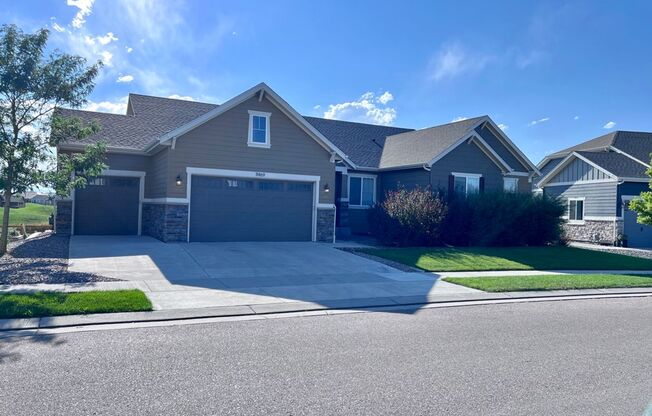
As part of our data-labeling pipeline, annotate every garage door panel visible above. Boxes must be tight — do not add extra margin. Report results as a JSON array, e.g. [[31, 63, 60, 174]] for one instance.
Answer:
[[190, 176, 313, 242], [74, 176, 140, 235]]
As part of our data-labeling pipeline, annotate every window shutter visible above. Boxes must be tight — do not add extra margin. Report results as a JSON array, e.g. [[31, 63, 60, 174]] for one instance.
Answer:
[[479, 177, 485, 193], [448, 175, 455, 197]]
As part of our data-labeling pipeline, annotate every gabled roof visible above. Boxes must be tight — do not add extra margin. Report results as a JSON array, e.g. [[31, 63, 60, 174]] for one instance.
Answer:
[[302, 117, 413, 168], [577, 151, 648, 178], [378, 116, 485, 169], [57, 85, 536, 173]]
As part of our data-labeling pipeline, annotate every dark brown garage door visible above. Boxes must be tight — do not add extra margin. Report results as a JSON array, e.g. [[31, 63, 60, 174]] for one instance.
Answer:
[[189, 176, 313, 242], [74, 176, 140, 235]]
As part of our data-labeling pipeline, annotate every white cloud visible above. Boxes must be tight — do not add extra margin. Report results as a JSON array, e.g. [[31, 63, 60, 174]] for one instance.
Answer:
[[451, 116, 468, 122], [116, 74, 134, 83], [603, 121, 616, 129], [126, 46, 133, 53], [574, 115, 580, 120], [168, 94, 195, 101], [377, 91, 394, 105], [429, 42, 491, 81], [498, 123, 509, 131], [528, 117, 550, 126], [100, 50, 113, 66], [67, 0, 95, 29], [83, 96, 128, 114], [116, 0, 184, 41], [84, 32, 118, 46], [324, 91, 397, 126], [516, 50, 547, 69], [313, 105, 321, 110], [52, 22, 66, 33]]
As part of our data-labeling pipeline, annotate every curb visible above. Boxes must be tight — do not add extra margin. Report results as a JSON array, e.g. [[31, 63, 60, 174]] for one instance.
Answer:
[[1, 289, 651, 333]]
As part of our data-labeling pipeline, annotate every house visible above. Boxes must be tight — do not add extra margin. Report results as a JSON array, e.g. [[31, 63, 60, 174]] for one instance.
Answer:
[[24, 192, 54, 205], [536, 131, 652, 247], [0, 194, 25, 208], [54, 83, 539, 242]]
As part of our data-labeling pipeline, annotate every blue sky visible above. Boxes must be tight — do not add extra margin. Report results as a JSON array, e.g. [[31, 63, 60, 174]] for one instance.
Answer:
[[3, 0, 652, 163]]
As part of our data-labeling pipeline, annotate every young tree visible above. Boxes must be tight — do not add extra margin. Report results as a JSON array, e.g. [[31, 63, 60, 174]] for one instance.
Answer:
[[0, 24, 106, 254], [628, 159, 652, 225]]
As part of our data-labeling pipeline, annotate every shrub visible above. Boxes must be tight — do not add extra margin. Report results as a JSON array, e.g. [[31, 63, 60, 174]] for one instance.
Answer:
[[370, 187, 447, 246], [443, 192, 565, 246]]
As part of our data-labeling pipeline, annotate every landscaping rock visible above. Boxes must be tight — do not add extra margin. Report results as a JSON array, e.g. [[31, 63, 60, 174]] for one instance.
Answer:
[[0, 232, 118, 285]]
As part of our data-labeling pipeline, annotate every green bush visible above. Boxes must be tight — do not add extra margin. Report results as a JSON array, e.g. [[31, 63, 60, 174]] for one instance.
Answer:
[[443, 192, 565, 246], [370, 187, 447, 246]]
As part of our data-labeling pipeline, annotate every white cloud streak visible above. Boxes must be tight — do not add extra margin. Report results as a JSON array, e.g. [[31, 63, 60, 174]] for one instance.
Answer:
[[67, 0, 95, 29], [324, 91, 397, 126], [498, 123, 509, 131], [116, 74, 134, 83], [83, 96, 128, 114], [603, 121, 616, 129], [528, 117, 550, 126], [429, 42, 491, 81]]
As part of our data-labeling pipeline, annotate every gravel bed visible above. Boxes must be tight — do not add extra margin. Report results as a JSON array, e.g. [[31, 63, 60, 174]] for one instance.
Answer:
[[0, 232, 118, 285], [570, 242, 652, 260]]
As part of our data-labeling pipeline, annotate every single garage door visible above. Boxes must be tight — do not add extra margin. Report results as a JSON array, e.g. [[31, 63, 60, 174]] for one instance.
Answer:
[[624, 204, 652, 248], [74, 176, 140, 235], [190, 176, 313, 242]]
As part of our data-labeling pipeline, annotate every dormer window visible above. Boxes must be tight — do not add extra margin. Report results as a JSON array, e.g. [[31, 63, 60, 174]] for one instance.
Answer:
[[248, 110, 271, 148]]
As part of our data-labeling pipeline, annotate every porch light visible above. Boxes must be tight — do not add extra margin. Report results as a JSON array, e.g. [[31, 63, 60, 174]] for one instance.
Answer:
[[176, 175, 183, 186], [324, 183, 330, 193]]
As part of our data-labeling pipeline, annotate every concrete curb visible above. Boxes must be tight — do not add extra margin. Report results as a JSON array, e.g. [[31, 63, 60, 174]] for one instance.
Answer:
[[1, 288, 651, 332]]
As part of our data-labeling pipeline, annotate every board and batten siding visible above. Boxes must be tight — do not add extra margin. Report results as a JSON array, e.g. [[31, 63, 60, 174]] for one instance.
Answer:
[[474, 125, 529, 172], [166, 95, 335, 203], [549, 158, 610, 183], [544, 182, 618, 217], [429, 140, 505, 193]]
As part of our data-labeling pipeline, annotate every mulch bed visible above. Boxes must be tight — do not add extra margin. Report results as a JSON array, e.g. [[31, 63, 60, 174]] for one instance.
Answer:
[[0, 232, 118, 285]]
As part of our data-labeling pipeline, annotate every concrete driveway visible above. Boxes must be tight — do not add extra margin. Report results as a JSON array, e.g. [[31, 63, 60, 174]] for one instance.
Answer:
[[68, 236, 477, 310]]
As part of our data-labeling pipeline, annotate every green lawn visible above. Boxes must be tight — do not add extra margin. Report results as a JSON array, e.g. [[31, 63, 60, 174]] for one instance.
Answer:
[[0, 290, 152, 319], [8, 203, 54, 226], [360, 246, 652, 272], [444, 274, 652, 292]]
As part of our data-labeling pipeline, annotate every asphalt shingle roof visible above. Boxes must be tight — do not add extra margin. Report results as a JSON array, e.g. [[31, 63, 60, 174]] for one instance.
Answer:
[[58, 94, 500, 170], [378, 116, 485, 169], [577, 151, 648, 178]]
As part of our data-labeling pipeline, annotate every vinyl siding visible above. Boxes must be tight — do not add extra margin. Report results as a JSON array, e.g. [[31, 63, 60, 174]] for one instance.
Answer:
[[474, 124, 529, 171], [617, 181, 648, 216], [429, 140, 505, 193], [549, 158, 610, 183], [167, 95, 335, 203], [544, 182, 618, 217], [145, 148, 169, 198], [379, 168, 431, 200], [539, 158, 563, 178]]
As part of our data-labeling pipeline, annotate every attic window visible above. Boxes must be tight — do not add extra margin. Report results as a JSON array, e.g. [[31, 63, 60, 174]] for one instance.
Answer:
[[248, 110, 271, 148]]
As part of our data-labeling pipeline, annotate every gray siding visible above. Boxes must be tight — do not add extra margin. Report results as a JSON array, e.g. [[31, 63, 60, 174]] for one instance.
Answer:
[[474, 124, 529, 171], [167, 95, 335, 203], [379, 168, 430, 200], [544, 182, 617, 217], [539, 157, 563, 178], [430, 140, 505, 193], [549, 158, 610, 183], [617, 181, 648, 216], [145, 148, 168, 198]]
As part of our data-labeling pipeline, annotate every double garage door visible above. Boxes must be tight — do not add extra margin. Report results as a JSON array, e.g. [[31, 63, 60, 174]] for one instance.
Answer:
[[73, 175, 315, 242], [189, 176, 314, 242]]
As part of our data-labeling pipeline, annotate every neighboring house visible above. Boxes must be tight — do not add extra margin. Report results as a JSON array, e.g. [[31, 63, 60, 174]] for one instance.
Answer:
[[0, 194, 26, 208], [24, 192, 54, 205], [54, 83, 539, 243], [536, 131, 652, 247]]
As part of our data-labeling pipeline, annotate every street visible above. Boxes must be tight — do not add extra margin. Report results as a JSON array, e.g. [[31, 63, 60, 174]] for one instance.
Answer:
[[1, 298, 651, 415]]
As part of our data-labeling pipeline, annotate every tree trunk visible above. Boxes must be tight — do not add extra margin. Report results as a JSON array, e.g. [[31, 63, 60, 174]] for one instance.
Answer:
[[0, 164, 13, 255]]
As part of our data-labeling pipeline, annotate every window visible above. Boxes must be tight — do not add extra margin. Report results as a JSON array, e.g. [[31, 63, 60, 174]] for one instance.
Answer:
[[568, 198, 584, 223], [503, 177, 518, 193], [247, 110, 271, 148], [349, 175, 376, 207], [452, 173, 481, 196]]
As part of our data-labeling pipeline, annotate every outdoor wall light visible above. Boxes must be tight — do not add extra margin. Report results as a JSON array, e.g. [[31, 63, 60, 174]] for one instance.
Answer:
[[324, 183, 330, 193], [176, 175, 183, 186]]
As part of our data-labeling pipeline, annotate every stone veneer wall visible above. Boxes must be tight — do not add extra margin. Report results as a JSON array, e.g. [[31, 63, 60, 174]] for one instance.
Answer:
[[142, 203, 188, 242], [54, 200, 72, 235], [317, 208, 336, 242], [563, 220, 618, 244]]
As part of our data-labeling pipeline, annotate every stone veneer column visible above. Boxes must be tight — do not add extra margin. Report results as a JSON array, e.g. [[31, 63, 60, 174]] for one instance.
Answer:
[[142, 203, 188, 242], [54, 200, 72, 235], [316, 208, 336, 242]]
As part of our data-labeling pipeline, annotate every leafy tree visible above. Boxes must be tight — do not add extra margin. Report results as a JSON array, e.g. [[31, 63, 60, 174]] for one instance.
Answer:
[[0, 24, 106, 254], [628, 158, 652, 225]]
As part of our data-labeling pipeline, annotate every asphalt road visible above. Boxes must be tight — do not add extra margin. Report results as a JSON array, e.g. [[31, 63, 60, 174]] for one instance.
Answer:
[[1, 298, 651, 415]]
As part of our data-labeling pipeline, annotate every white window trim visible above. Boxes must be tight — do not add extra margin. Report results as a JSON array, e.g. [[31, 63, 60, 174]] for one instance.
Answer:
[[452, 172, 482, 196], [247, 110, 271, 148], [348, 173, 377, 209], [503, 177, 519, 192], [568, 197, 585, 224]]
